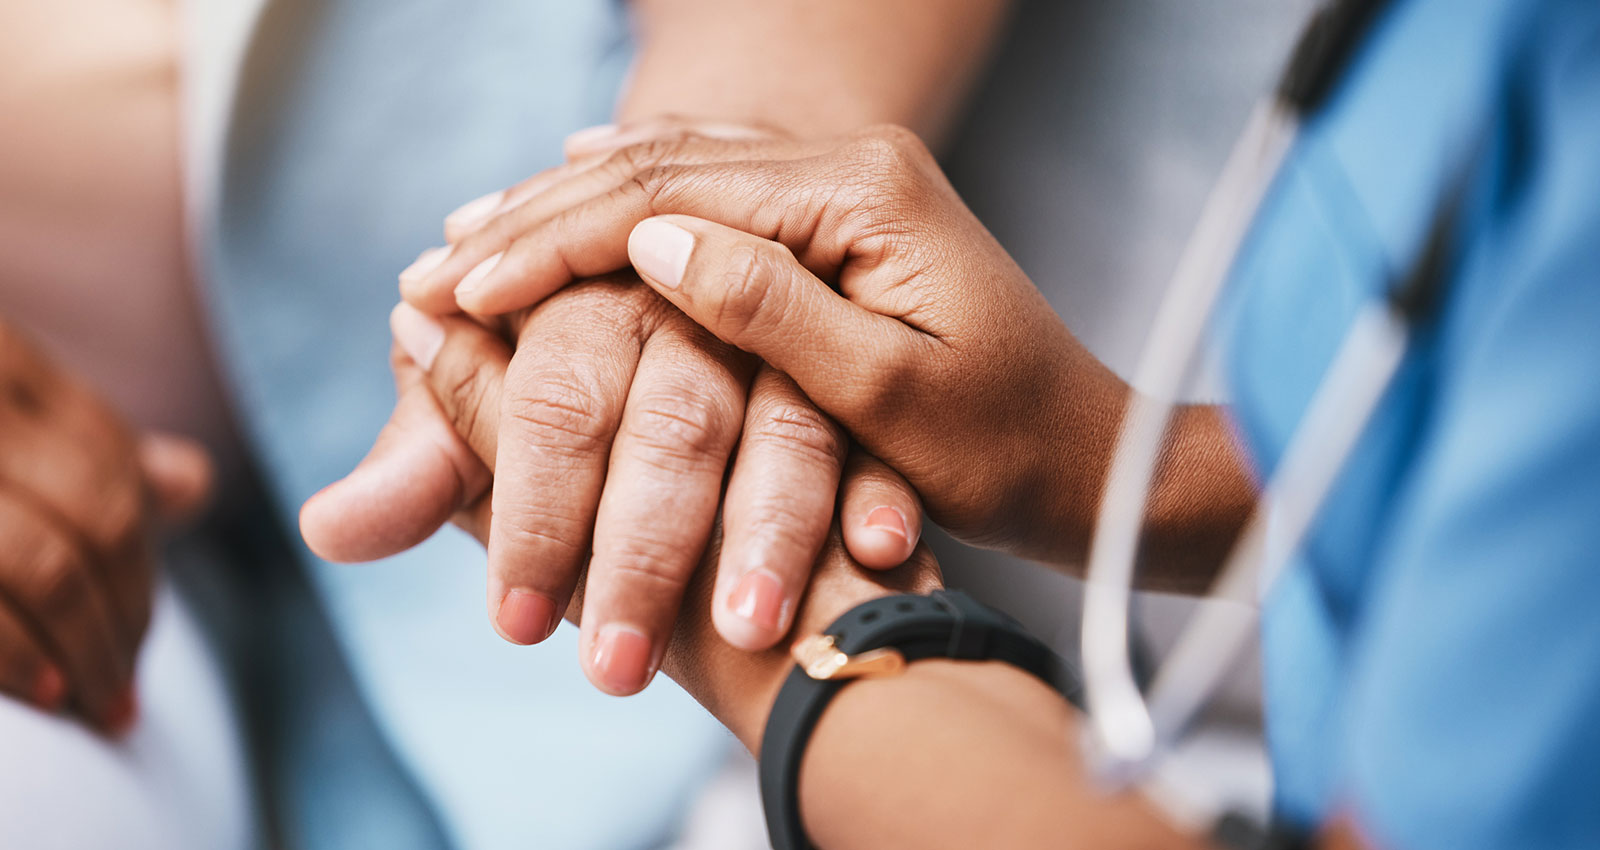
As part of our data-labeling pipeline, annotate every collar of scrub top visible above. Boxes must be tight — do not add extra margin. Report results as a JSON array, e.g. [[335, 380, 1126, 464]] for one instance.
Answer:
[[1071, 0, 1466, 840]]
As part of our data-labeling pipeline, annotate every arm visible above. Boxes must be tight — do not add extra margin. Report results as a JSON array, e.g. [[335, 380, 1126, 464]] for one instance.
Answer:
[[622, 0, 1011, 143], [408, 127, 1255, 592], [405, 306, 1369, 850]]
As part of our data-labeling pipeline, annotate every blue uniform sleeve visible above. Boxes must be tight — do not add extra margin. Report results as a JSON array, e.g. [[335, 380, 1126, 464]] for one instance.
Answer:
[[1337, 11, 1600, 848]]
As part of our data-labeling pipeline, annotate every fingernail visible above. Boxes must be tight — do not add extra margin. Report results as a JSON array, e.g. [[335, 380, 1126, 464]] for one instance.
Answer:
[[628, 219, 694, 289], [496, 589, 558, 645], [32, 665, 66, 711], [102, 686, 138, 735], [564, 123, 620, 154], [399, 246, 450, 290], [454, 251, 504, 299], [865, 506, 909, 543], [729, 569, 788, 633], [389, 302, 446, 371], [592, 624, 653, 694], [445, 190, 505, 234]]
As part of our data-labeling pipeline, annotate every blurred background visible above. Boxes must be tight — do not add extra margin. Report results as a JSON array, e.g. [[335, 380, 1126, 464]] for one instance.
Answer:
[[0, 1, 1311, 847]]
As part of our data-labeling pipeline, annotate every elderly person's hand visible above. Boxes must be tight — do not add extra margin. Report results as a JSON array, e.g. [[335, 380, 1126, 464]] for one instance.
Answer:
[[302, 289, 929, 697], [419, 310, 943, 746], [398, 123, 1252, 582], [0, 319, 212, 731]]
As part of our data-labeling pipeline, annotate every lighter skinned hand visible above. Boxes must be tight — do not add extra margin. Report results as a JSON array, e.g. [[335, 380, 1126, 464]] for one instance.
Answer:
[[301, 265, 923, 696], [399, 123, 1131, 564], [338, 304, 943, 745], [0, 319, 212, 733]]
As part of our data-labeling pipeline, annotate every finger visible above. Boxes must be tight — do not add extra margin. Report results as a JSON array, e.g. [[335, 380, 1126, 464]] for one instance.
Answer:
[[299, 325, 494, 563], [0, 383, 151, 665], [0, 488, 133, 732], [629, 215, 919, 414], [838, 452, 922, 569], [438, 115, 780, 243], [137, 432, 215, 524], [390, 303, 512, 465], [0, 604, 67, 713], [563, 118, 781, 160], [712, 367, 845, 651], [416, 136, 826, 315], [580, 320, 753, 695], [485, 280, 649, 646]]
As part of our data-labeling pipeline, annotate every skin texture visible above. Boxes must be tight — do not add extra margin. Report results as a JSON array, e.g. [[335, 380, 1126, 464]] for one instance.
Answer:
[[402, 125, 1258, 590], [0, 319, 211, 732], [397, 284, 1368, 850], [302, 0, 1013, 697]]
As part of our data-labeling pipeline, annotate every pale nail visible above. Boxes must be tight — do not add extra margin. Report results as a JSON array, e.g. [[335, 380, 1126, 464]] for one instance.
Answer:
[[628, 219, 694, 289], [564, 123, 621, 155], [496, 589, 558, 645], [399, 246, 450, 289], [389, 302, 446, 370], [728, 569, 788, 633], [454, 252, 504, 299], [864, 506, 909, 542], [445, 190, 505, 234], [592, 624, 653, 695]]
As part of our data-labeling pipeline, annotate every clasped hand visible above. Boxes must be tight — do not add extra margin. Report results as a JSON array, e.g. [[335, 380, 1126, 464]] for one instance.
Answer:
[[303, 120, 1121, 702]]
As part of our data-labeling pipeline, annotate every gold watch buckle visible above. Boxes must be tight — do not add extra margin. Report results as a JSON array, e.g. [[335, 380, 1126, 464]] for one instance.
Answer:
[[791, 634, 907, 681]]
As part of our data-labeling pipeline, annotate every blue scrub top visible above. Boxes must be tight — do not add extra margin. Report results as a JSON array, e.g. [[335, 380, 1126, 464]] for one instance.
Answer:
[[1219, 0, 1600, 847]]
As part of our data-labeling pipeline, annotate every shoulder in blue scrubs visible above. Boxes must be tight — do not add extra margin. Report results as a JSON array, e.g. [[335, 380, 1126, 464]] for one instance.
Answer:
[[1220, 0, 1600, 847]]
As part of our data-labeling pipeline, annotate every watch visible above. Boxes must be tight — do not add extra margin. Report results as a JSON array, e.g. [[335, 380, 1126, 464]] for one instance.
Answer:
[[758, 589, 1080, 850]]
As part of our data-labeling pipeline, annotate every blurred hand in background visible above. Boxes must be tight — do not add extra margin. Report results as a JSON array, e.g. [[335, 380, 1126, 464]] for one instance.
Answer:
[[0, 317, 212, 733]]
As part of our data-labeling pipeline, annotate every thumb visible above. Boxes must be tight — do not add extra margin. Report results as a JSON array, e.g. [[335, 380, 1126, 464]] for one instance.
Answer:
[[137, 432, 214, 524], [627, 214, 910, 415]]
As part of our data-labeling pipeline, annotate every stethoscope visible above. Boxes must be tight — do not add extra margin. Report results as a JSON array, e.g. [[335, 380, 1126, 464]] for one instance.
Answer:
[[1076, 0, 1461, 840]]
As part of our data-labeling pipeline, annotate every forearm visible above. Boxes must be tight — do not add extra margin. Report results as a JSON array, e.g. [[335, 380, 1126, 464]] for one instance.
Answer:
[[795, 658, 1208, 850], [1036, 382, 1260, 595], [621, 0, 1012, 142]]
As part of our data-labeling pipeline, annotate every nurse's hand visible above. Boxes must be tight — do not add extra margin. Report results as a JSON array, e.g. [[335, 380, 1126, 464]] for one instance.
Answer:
[[301, 278, 924, 695], [398, 124, 1132, 564], [0, 319, 212, 732]]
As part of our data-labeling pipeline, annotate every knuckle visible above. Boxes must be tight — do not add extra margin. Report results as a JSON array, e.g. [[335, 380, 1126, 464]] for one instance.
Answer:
[[603, 548, 692, 596], [501, 372, 611, 457], [28, 541, 92, 621], [610, 138, 682, 178], [716, 242, 790, 339], [626, 163, 683, 210], [847, 125, 931, 177], [746, 399, 845, 468], [629, 392, 735, 471], [494, 514, 588, 566], [442, 361, 497, 435]]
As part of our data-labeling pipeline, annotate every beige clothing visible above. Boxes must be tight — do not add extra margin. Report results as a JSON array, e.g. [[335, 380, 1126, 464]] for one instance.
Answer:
[[0, 0, 235, 459]]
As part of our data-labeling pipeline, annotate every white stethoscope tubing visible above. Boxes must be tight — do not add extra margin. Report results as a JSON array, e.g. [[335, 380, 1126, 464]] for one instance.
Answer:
[[1078, 95, 1412, 829]]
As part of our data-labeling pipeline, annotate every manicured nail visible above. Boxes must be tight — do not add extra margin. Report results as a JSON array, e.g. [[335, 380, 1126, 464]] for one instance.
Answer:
[[564, 123, 620, 154], [592, 624, 653, 694], [628, 219, 694, 289], [496, 589, 558, 645], [864, 506, 909, 542], [399, 246, 450, 290], [33, 665, 66, 712], [445, 190, 505, 234], [389, 302, 446, 371], [729, 569, 788, 633], [102, 686, 138, 735], [454, 252, 504, 299]]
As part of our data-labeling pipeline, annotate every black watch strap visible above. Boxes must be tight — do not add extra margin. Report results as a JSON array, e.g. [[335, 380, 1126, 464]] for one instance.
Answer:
[[757, 590, 1080, 850]]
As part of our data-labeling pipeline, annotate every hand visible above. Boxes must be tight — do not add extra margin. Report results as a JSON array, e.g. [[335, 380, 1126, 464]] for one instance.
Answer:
[[396, 124, 1129, 564], [0, 320, 212, 732], [322, 305, 942, 743], [300, 276, 925, 696]]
